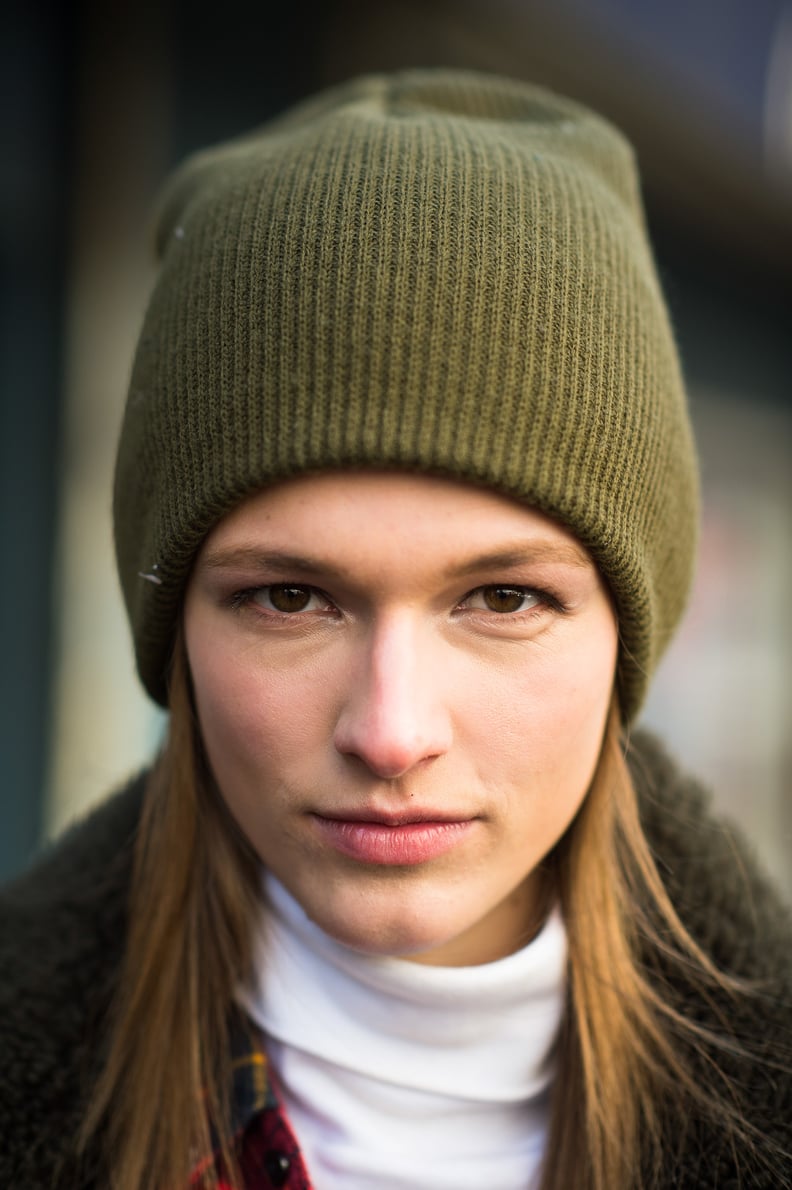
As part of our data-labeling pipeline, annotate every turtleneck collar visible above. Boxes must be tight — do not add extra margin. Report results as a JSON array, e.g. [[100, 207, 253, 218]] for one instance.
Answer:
[[239, 873, 567, 1188]]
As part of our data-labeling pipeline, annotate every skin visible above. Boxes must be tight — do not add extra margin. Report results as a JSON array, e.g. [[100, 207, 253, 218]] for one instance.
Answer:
[[184, 471, 618, 967]]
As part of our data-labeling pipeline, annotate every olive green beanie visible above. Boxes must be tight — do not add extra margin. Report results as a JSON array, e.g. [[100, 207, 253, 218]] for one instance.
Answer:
[[114, 68, 699, 720]]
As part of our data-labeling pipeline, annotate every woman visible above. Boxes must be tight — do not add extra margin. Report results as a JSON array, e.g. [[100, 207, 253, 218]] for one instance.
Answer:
[[1, 69, 790, 1189]]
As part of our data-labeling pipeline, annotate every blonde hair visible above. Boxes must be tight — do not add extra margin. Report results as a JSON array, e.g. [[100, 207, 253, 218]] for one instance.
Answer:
[[541, 700, 756, 1188], [80, 638, 756, 1190], [78, 638, 260, 1188]]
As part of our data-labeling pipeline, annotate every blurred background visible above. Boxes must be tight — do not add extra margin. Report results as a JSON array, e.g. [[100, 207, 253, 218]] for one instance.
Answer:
[[2, 0, 790, 893]]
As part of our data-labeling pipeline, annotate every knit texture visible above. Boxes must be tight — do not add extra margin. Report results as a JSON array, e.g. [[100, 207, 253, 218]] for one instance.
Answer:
[[114, 69, 699, 715], [1, 735, 790, 1188]]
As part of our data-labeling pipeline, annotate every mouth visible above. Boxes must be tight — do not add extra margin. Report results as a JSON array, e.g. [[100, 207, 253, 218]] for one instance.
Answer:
[[310, 810, 476, 865]]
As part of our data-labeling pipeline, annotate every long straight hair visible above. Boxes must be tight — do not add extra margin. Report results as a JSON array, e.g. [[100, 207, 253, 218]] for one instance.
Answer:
[[80, 636, 753, 1189], [78, 637, 261, 1188], [539, 700, 758, 1189]]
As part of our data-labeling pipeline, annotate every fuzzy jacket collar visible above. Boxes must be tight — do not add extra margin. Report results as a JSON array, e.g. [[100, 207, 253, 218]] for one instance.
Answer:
[[1, 732, 790, 1187]]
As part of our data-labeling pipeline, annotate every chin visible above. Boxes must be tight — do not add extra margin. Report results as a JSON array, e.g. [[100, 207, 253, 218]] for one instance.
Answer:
[[305, 894, 459, 961]]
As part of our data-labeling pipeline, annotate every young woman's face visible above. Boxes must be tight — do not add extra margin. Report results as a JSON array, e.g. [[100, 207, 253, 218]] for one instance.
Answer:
[[184, 472, 618, 966]]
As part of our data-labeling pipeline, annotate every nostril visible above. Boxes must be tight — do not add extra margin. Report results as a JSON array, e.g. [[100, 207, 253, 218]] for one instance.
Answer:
[[333, 716, 450, 781], [334, 734, 423, 780]]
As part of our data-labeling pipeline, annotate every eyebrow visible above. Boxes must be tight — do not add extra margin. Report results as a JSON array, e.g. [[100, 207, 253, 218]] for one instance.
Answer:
[[448, 542, 591, 575], [200, 539, 592, 578]]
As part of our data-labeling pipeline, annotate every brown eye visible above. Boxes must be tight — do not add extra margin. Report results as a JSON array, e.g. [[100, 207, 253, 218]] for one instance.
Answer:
[[476, 586, 540, 613], [263, 585, 314, 613]]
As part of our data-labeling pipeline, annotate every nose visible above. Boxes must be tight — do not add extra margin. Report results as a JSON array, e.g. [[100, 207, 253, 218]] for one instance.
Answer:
[[333, 613, 453, 779]]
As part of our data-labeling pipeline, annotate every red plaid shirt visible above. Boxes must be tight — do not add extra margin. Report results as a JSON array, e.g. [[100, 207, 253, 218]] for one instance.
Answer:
[[193, 1018, 313, 1190]]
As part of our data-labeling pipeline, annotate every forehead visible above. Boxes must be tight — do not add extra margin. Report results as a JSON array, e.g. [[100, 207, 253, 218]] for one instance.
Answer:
[[196, 470, 594, 574]]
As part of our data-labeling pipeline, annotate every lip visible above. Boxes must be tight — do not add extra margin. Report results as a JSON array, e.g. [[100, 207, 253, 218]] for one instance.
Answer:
[[311, 812, 476, 865]]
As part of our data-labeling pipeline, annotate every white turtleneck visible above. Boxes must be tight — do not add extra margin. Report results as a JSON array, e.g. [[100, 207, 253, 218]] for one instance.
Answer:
[[239, 874, 567, 1190]]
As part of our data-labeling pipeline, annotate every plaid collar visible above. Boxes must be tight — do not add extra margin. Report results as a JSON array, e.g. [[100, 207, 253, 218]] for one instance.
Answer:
[[189, 1014, 279, 1186], [228, 1012, 279, 1135]]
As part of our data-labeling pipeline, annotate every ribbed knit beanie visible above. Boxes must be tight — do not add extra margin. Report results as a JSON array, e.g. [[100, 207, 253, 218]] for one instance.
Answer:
[[114, 68, 699, 720]]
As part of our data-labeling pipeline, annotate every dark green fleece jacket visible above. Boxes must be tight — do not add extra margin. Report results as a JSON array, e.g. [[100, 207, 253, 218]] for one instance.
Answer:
[[1, 732, 790, 1188]]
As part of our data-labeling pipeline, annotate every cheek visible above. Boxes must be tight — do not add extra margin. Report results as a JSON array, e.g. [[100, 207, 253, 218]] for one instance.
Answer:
[[533, 642, 614, 775], [468, 621, 616, 823], [477, 623, 614, 740], [189, 646, 324, 814]]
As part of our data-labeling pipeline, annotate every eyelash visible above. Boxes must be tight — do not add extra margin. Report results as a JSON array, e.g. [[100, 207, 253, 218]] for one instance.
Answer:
[[229, 585, 335, 617], [228, 583, 567, 620]]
